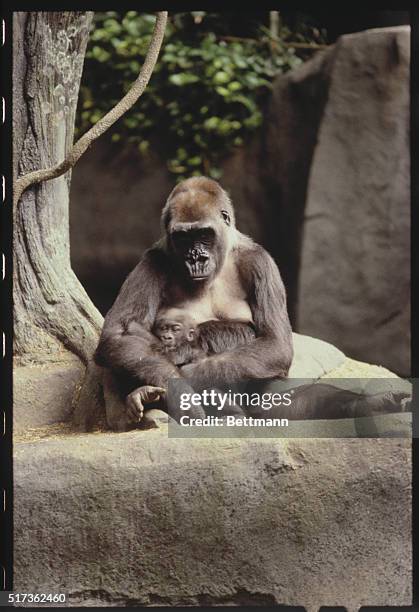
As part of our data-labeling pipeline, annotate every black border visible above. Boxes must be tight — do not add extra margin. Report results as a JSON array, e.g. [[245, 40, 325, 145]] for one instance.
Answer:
[[1, 7, 13, 594], [411, 7, 418, 612], [0, 5, 416, 610]]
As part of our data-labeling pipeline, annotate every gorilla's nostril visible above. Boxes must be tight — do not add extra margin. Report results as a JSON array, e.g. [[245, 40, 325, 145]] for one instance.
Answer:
[[187, 248, 208, 263]]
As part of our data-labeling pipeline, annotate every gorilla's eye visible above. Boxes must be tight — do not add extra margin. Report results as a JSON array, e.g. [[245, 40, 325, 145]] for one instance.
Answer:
[[172, 231, 189, 247], [221, 210, 231, 226]]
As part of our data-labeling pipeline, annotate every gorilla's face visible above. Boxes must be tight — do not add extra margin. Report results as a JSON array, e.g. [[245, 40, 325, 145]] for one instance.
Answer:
[[170, 224, 220, 281], [163, 177, 235, 284], [153, 309, 196, 347]]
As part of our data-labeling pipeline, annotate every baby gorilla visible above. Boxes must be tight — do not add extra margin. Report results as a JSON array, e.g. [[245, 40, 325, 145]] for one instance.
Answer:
[[151, 309, 204, 366], [124, 308, 255, 421]]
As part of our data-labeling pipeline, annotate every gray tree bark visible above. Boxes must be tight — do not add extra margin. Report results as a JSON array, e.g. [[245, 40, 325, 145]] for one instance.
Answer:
[[13, 12, 168, 430], [13, 12, 103, 366]]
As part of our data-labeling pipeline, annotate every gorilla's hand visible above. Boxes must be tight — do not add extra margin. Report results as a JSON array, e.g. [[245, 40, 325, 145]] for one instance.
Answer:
[[126, 389, 144, 422], [140, 385, 166, 403], [126, 386, 166, 421]]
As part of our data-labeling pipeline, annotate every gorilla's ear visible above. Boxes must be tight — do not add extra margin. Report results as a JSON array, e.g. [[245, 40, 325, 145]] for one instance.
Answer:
[[187, 328, 195, 342], [221, 210, 231, 226], [161, 203, 172, 232]]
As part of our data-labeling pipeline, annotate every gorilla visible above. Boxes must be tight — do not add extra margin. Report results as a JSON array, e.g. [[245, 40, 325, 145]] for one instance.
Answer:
[[94, 176, 293, 429], [94, 177, 409, 430]]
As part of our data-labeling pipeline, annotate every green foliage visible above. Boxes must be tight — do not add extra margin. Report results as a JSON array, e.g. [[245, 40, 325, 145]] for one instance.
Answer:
[[77, 12, 307, 180]]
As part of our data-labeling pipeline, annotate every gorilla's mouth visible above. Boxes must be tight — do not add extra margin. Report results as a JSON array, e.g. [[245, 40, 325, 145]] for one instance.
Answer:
[[184, 246, 213, 280], [162, 339, 176, 348], [185, 261, 211, 281]]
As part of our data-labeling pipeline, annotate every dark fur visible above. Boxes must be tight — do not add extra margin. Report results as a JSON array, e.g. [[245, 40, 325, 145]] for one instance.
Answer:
[[94, 177, 293, 429], [196, 319, 256, 355]]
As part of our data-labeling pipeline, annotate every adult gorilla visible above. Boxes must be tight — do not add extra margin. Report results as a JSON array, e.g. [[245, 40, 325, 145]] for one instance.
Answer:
[[94, 176, 293, 429]]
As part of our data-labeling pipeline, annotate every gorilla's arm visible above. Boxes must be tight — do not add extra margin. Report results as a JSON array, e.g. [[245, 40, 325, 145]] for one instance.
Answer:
[[94, 249, 179, 388], [181, 246, 293, 386]]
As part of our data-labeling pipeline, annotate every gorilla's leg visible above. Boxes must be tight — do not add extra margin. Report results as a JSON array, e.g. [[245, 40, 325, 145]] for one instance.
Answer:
[[164, 378, 206, 422], [246, 382, 411, 420], [202, 386, 245, 418], [288, 384, 410, 419], [103, 369, 138, 432]]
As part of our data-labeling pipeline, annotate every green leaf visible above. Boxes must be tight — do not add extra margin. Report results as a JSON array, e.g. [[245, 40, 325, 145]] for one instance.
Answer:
[[203, 117, 220, 130], [213, 71, 230, 85], [91, 46, 111, 62], [215, 86, 229, 97], [169, 73, 200, 86], [228, 81, 242, 92], [188, 156, 202, 166]]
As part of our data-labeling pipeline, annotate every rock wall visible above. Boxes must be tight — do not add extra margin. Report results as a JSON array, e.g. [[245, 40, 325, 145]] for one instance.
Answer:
[[295, 27, 410, 375], [70, 26, 410, 374]]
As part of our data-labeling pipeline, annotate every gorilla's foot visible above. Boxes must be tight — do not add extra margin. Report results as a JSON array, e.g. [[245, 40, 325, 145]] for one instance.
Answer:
[[355, 390, 411, 417]]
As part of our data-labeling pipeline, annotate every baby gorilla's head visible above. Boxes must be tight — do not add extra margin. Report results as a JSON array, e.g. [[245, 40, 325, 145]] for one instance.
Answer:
[[153, 308, 198, 349]]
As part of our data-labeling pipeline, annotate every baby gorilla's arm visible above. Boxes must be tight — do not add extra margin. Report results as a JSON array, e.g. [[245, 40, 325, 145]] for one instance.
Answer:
[[126, 385, 166, 422]]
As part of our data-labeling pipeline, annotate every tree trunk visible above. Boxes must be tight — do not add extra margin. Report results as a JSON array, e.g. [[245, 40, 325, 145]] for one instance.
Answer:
[[13, 11, 103, 367]]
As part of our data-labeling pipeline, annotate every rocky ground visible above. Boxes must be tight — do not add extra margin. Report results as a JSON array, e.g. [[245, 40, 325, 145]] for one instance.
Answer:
[[13, 334, 412, 609]]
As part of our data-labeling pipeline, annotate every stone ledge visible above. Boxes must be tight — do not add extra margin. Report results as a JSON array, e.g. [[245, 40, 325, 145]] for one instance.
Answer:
[[13, 359, 84, 433], [14, 434, 411, 608]]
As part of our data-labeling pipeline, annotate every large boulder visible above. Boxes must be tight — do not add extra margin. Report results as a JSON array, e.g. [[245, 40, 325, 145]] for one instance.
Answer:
[[292, 27, 410, 375], [14, 432, 411, 609]]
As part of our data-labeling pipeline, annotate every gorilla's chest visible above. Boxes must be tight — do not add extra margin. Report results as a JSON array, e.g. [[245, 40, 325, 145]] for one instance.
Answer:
[[164, 265, 253, 324]]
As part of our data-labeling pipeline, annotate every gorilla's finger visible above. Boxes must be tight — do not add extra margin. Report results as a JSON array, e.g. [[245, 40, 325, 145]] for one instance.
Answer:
[[126, 394, 144, 421], [128, 407, 143, 422]]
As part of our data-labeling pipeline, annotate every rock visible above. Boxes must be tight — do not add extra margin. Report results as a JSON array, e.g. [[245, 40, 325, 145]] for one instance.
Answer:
[[172, 413, 411, 440], [141, 408, 171, 428], [13, 359, 84, 433], [263, 43, 335, 320], [14, 432, 411, 608], [290, 332, 346, 378], [293, 27, 410, 375], [322, 356, 412, 397]]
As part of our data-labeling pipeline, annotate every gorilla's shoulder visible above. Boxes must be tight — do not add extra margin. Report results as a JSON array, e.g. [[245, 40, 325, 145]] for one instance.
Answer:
[[126, 243, 171, 279], [143, 243, 170, 266], [235, 233, 280, 284], [235, 232, 275, 266]]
